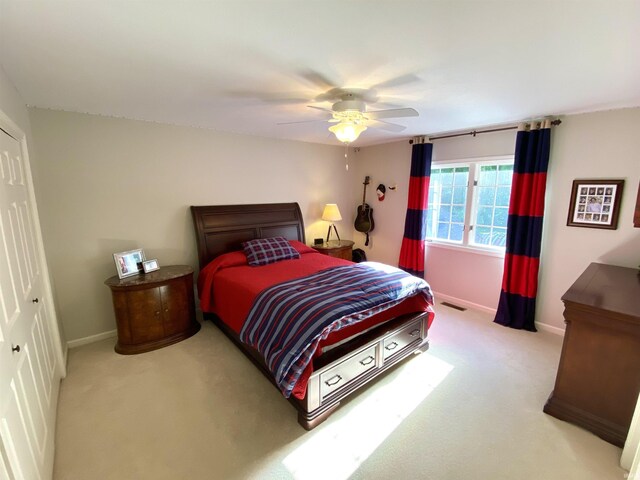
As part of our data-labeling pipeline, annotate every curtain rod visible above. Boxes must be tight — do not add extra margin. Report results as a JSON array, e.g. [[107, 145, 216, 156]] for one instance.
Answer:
[[410, 119, 562, 143]]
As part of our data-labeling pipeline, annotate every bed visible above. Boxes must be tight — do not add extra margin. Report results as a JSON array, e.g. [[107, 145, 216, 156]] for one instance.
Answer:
[[191, 202, 435, 429]]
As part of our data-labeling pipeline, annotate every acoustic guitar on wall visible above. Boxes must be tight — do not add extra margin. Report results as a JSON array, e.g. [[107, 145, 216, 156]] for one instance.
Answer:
[[354, 176, 375, 246]]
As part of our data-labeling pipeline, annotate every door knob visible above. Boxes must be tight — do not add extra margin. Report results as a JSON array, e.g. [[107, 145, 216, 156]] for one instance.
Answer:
[[12, 345, 20, 353]]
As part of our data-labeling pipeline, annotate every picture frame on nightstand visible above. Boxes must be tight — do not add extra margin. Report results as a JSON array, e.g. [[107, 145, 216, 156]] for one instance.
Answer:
[[142, 259, 160, 273], [113, 249, 145, 279]]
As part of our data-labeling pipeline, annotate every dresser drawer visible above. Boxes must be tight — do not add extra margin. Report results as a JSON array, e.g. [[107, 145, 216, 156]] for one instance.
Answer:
[[382, 319, 422, 361], [320, 344, 378, 400]]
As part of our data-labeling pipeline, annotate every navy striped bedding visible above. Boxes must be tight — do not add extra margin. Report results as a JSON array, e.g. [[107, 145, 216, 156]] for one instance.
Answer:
[[239, 262, 434, 398]]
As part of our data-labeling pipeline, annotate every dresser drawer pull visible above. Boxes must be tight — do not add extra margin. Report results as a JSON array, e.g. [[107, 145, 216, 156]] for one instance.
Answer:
[[324, 374, 342, 387], [409, 328, 420, 338], [385, 341, 398, 351], [359, 355, 375, 366]]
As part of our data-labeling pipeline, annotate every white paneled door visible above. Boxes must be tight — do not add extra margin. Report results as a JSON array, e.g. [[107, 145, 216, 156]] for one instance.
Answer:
[[0, 125, 63, 480]]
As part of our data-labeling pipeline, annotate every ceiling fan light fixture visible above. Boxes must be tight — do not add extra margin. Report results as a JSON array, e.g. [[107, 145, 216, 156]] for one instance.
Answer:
[[329, 122, 367, 143], [329, 110, 367, 143]]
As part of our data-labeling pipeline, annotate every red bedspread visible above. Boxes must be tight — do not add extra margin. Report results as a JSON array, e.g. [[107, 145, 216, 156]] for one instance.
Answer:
[[197, 241, 434, 399]]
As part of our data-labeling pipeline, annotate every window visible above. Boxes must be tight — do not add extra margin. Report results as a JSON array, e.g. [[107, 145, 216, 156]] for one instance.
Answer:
[[426, 166, 469, 243], [426, 157, 514, 252]]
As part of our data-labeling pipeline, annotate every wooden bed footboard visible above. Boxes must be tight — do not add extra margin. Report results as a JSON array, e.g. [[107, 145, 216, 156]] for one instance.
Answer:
[[205, 310, 429, 430]]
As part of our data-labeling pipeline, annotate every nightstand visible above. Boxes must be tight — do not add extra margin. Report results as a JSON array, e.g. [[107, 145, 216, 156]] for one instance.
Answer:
[[105, 265, 200, 354], [312, 240, 355, 261]]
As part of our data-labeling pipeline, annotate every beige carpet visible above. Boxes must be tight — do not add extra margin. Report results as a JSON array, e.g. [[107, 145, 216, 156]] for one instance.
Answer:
[[53, 306, 627, 480]]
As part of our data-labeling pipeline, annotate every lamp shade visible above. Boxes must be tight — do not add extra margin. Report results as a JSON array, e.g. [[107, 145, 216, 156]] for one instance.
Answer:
[[329, 122, 367, 143], [322, 204, 342, 222]]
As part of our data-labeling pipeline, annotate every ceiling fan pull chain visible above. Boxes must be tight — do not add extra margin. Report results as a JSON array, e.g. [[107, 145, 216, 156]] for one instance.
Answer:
[[345, 144, 349, 171]]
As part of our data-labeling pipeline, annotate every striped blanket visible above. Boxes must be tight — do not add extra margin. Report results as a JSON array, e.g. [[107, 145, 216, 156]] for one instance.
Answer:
[[239, 262, 434, 398]]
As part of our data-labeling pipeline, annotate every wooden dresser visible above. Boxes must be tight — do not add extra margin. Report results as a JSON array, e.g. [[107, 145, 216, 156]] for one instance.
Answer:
[[312, 240, 354, 261], [105, 265, 200, 354], [543, 262, 640, 447]]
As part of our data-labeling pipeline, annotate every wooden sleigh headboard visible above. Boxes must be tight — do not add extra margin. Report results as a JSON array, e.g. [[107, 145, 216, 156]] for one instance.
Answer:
[[190, 203, 306, 270]]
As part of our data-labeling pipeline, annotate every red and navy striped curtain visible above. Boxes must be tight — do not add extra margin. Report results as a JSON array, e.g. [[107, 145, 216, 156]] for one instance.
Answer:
[[398, 142, 432, 279], [494, 121, 552, 331]]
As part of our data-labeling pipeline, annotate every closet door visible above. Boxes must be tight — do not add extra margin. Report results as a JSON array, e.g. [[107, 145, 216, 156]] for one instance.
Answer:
[[0, 127, 61, 480]]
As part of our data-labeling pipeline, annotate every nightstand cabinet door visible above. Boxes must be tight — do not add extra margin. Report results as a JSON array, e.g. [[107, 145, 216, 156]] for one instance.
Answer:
[[159, 281, 194, 337], [116, 288, 165, 343], [330, 246, 353, 260]]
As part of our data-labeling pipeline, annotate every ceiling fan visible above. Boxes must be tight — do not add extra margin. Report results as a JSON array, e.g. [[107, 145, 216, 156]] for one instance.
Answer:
[[279, 87, 419, 143], [230, 68, 421, 143]]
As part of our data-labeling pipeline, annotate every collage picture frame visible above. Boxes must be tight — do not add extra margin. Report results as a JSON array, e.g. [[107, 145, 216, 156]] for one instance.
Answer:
[[566, 179, 624, 230]]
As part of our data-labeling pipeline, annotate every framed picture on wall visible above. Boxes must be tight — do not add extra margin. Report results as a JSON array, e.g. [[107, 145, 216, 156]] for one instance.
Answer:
[[113, 249, 146, 278], [566, 179, 624, 230]]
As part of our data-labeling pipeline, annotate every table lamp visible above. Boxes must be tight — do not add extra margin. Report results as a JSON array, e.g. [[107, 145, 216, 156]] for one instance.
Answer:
[[322, 203, 342, 243]]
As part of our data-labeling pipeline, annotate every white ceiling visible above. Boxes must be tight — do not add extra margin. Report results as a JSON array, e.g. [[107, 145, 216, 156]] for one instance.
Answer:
[[1, 1, 639, 146]]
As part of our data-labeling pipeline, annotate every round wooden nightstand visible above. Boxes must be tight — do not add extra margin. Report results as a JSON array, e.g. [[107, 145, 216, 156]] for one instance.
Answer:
[[312, 240, 355, 261], [105, 265, 200, 354]]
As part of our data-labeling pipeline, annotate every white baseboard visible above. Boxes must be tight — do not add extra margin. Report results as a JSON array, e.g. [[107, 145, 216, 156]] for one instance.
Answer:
[[535, 322, 565, 336], [432, 291, 497, 315], [67, 329, 117, 349], [433, 291, 565, 337]]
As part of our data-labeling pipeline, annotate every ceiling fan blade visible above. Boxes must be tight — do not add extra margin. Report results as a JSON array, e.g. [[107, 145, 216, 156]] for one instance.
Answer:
[[371, 73, 421, 90], [277, 118, 329, 126], [365, 108, 419, 120], [366, 119, 407, 132], [297, 69, 339, 90], [307, 105, 333, 113], [227, 90, 311, 104]]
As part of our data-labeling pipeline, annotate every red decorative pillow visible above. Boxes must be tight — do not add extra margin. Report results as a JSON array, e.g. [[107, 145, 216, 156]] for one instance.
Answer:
[[242, 237, 300, 266]]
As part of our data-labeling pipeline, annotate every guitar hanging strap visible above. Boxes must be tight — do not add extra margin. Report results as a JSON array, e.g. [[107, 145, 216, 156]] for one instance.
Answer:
[[365, 233, 370, 246]]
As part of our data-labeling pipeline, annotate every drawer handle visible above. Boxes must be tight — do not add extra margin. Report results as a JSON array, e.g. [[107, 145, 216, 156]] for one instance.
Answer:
[[409, 328, 420, 338], [324, 374, 342, 387], [32, 298, 39, 304], [359, 355, 375, 366], [385, 341, 398, 351]]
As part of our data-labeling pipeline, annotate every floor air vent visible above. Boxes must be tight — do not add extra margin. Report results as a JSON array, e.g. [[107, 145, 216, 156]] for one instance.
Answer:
[[441, 302, 467, 311]]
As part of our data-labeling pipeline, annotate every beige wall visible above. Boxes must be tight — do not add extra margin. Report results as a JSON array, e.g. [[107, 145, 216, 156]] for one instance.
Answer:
[[28, 108, 351, 341], [0, 66, 30, 135], [348, 141, 414, 265], [24, 106, 640, 341], [537, 108, 640, 330], [355, 108, 640, 331]]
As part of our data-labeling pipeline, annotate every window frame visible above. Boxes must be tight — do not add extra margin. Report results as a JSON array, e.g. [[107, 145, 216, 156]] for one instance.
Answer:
[[426, 155, 514, 257]]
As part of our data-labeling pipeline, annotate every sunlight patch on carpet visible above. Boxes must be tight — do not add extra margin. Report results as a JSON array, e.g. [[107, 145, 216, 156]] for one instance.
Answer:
[[282, 352, 453, 480]]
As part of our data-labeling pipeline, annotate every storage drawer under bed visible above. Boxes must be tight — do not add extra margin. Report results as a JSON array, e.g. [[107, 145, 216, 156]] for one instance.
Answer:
[[305, 313, 429, 413], [320, 344, 378, 400], [382, 318, 422, 361]]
